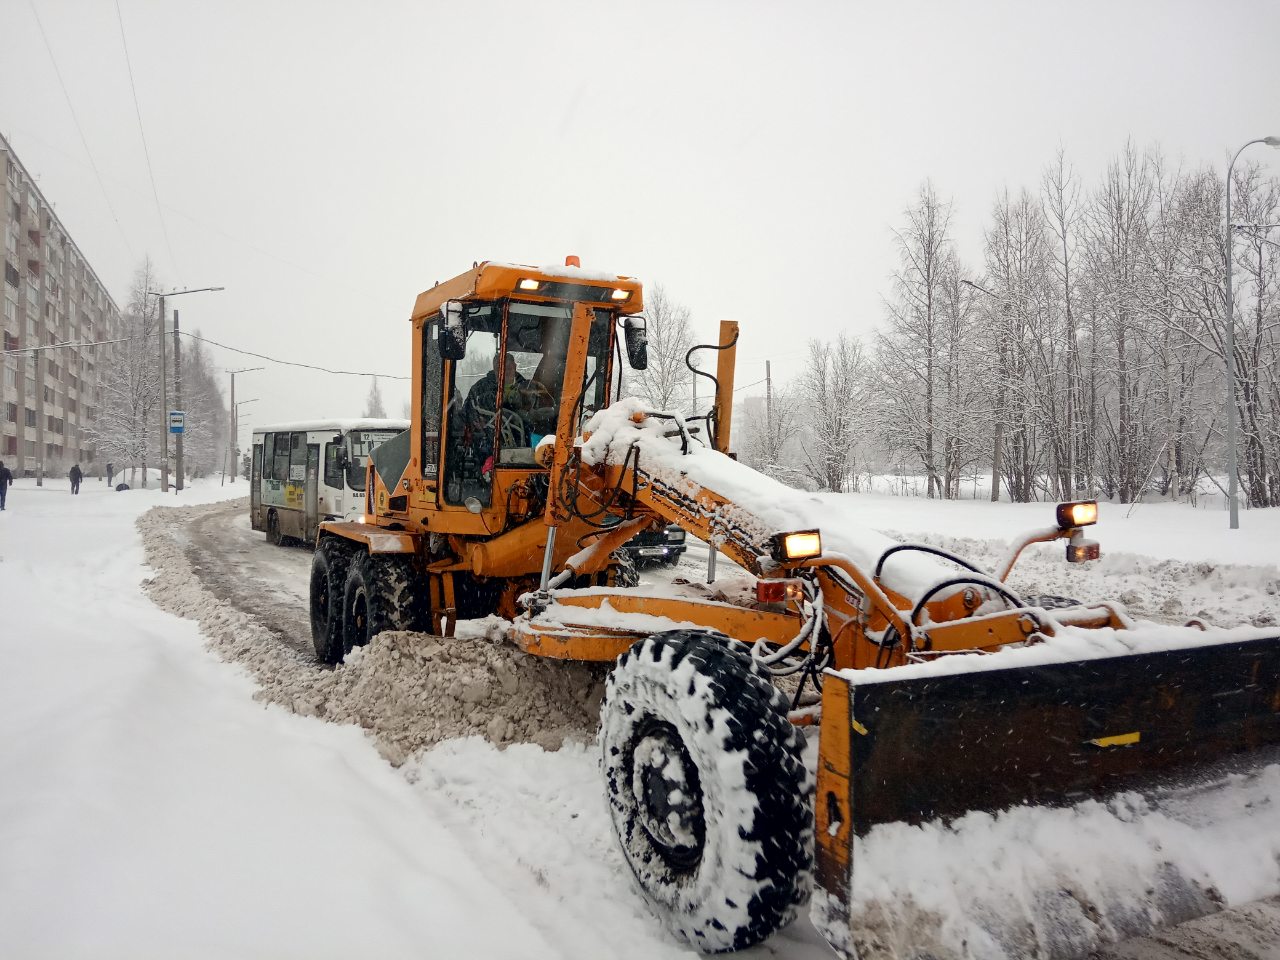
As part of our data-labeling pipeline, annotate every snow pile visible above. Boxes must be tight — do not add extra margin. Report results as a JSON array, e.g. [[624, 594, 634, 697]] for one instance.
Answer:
[[140, 504, 603, 763], [887, 528, 1280, 629], [827, 758, 1280, 960]]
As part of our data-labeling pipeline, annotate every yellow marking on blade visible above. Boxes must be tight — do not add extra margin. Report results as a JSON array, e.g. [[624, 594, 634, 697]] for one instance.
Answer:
[[852, 719, 869, 736], [1088, 731, 1141, 748]]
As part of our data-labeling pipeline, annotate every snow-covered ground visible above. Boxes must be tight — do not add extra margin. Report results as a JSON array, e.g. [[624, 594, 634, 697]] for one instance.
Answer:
[[1, 475, 1277, 959]]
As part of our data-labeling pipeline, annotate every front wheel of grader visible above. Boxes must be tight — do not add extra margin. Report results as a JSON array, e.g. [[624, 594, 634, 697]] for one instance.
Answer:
[[600, 630, 813, 953], [340, 553, 428, 655]]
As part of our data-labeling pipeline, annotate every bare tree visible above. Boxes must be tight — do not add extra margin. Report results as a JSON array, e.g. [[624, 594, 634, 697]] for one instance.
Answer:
[[179, 333, 229, 478], [84, 259, 162, 486], [630, 284, 693, 412], [798, 334, 868, 492], [364, 376, 387, 418], [739, 385, 806, 485], [876, 182, 982, 498]]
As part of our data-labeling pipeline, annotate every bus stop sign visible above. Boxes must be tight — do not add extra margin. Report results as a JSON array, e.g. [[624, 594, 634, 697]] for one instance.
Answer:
[[168, 411, 185, 434]]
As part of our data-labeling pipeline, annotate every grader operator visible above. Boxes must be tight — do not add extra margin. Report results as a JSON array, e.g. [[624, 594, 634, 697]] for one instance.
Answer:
[[309, 259, 1280, 959]]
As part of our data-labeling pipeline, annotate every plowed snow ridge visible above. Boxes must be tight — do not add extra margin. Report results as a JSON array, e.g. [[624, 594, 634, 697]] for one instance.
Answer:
[[139, 505, 603, 763]]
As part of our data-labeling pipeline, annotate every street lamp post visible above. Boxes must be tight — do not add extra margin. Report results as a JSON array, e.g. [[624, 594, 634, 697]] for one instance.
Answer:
[[226, 368, 263, 485], [1224, 136, 1280, 529], [146, 286, 225, 493]]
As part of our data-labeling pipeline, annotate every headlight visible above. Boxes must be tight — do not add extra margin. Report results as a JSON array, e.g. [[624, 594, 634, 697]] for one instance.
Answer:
[[610, 288, 630, 301], [518, 278, 541, 291], [769, 529, 822, 563], [1056, 500, 1098, 528]]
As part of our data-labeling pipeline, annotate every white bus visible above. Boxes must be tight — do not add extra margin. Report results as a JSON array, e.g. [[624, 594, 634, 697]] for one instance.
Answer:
[[250, 419, 409, 545]]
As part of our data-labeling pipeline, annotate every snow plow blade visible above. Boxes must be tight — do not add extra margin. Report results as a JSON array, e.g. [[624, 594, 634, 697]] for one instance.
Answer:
[[811, 632, 1280, 960]]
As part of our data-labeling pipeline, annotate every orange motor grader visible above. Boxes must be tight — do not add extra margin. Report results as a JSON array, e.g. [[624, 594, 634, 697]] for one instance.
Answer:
[[309, 259, 1280, 959]]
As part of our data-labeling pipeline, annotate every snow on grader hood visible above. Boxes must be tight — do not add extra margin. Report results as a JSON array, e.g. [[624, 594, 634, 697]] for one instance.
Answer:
[[314, 262, 1280, 960]]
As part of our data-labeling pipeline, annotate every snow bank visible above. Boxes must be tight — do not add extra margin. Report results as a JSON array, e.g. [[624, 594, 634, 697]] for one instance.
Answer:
[[139, 504, 602, 761], [0, 480, 562, 960]]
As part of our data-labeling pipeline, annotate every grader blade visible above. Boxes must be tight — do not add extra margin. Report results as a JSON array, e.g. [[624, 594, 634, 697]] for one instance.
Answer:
[[812, 632, 1280, 960]]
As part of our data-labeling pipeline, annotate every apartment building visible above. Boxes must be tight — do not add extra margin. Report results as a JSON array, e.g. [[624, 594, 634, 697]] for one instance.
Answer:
[[2, 132, 121, 478]]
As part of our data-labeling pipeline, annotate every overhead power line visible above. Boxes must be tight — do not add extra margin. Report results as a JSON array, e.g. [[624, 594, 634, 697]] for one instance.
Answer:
[[5, 331, 408, 382], [180, 331, 410, 380], [114, 0, 180, 279], [26, 0, 134, 260]]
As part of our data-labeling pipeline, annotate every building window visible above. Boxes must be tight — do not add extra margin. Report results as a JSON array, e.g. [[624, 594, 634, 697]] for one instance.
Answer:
[[3, 435, 16, 456], [5, 402, 15, 423], [4, 262, 18, 287], [25, 407, 35, 427]]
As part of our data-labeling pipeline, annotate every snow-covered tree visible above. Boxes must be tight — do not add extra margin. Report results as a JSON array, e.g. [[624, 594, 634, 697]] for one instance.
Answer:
[[797, 334, 868, 493], [875, 183, 984, 498], [629, 284, 693, 412], [84, 259, 162, 487]]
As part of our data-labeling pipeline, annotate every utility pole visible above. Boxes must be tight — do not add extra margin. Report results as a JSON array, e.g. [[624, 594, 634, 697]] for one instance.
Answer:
[[173, 309, 184, 491], [145, 285, 224, 493], [159, 293, 169, 492]]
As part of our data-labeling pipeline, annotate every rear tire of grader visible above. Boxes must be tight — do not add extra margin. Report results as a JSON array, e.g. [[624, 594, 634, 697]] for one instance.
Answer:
[[310, 537, 353, 664], [340, 554, 428, 656], [600, 630, 813, 953]]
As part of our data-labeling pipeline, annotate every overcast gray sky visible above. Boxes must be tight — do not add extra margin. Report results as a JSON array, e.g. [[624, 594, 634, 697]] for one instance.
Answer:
[[3, 0, 1278, 433]]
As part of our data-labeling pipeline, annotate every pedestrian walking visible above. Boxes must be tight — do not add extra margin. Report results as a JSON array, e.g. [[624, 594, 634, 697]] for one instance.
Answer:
[[0, 460, 12, 510], [69, 463, 83, 495], [106, 461, 114, 486]]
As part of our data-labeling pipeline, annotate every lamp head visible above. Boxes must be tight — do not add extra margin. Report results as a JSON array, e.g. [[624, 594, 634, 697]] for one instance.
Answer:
[[1265, 136, 1280, 148]]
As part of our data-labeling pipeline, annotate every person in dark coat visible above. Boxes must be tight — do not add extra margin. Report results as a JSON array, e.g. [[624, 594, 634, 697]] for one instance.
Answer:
[[106, 462, 115, 486], [69, 463, 83, 495], [0, 460, 12, 510]]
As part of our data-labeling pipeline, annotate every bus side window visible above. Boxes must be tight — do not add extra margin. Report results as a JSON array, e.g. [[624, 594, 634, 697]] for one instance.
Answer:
[[324, 442, 344, 489], [273, 433, 291, 482], [263, 433, 276, 479], [289, 431, 307, 481]]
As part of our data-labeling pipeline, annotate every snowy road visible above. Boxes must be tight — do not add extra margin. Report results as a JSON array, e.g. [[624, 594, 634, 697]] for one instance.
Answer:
[[173, 498, 1280, 960], [3, 483, 1276, 959]]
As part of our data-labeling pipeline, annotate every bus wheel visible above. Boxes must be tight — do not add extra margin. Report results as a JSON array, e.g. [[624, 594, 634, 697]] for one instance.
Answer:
[[310, 538, 354, 664], [266, 510, 282, 546], [341, 554, 427, 653]]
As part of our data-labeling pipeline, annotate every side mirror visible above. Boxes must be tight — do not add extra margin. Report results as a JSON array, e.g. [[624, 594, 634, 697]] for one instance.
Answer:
[[623, 316, 648, 370], [439, 301, 467, 361]]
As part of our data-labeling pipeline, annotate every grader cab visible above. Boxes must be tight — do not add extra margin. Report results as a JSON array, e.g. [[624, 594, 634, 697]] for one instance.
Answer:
[[309, 260, 1280, 959]]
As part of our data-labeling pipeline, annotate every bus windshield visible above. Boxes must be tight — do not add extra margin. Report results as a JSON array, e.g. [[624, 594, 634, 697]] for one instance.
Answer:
[[346, 430, 401, 490]]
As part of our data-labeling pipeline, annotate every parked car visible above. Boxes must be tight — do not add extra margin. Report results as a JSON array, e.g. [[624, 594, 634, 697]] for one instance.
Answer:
[[621, 523, 687, 567]]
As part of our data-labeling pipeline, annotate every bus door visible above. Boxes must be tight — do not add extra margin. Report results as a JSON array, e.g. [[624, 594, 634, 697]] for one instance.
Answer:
[[305, 443, 320, 541], [250, 443, 263, 530]]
